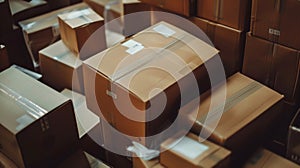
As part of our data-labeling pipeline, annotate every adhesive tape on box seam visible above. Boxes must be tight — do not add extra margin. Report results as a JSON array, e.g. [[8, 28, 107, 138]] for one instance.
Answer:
[[153, 24, 176, 38]]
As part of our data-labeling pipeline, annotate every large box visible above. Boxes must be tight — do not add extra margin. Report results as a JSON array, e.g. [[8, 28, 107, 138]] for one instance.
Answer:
[[242, 33, 300, 106], [287, 108, 300, 164], [244, 149, 300, 168], [196, 0, 251, 31], [190, 17, 245, 76], [160, 133, 231, 168], [39, 40, 84, 93], [58, 8, 106, 58], [19, 2, 88, 67], [0, 67, 79, 168], [83, 22, 219, 146], [0, 45, 10, 72], [251, 0, 300, 50], [182, 73, 283, 158]]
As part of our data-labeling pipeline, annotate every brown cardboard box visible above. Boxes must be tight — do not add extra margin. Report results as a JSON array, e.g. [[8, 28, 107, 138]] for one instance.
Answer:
[[56, 150, 91, 168], [196, 0, 251, 31], [58, 8, 106, 58], [160, 133, 231, 168], [244, 149, 300, 168], [0, 0, 13, 35], [287, 108, 300, 164], [190, 17, 245, 76], [19, 3, 88, 66], [0, 45, 10, 72], [83, 21, 219, 145], [133, 156, 160, 168], [0, 153, 17, 168], [0, 67, 79, 168], [242, 33, 300, 106], [39, 40, 84, 93], [182, 73, 283, 159], [141, 0, 195, 16]]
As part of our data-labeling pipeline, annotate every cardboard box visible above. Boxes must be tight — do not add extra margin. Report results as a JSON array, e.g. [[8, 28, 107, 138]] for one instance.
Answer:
[[244, 149, 300, 168], [141, 0, 195, 16], [160, 133, 230, 168], [0, 45, 10, 72], [0, 0, 13, 35], [182, 73, 283, 158], [0, 67, 79, 168], [251, 0, 300, 50], [0, 152, 17, 168], [39, 40, 84, 93], [133, 156, 164, 168], [196, 0, 251, 31], [190, 17, 245, 76], [56, 150, 90, 168], [242, 33, 300, 106], [58, 8, 106, 58], [19, 3, 88, 66], [83, 21, 219, 145], [287, 108, 300, 164]]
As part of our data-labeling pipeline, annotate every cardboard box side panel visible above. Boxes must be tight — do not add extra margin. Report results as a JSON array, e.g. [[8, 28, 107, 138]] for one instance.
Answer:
[[0, 152, 18, 168], [59, 18, 79, 53], [160, 150, 198, 168]]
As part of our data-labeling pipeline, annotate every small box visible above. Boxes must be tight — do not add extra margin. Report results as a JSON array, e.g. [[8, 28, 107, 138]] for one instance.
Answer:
[[245, 149, 300, 168], [196, 0, 251, 31], [0, 67, 79, 168], [0, 45, 10, 72], [287, 108, 300, 164], [183, 73, 283, 156], [242, 33, 300, 106], [160, 133, 231, 168], [58, 8, 106, 58], [19, 2, 88, 66], [83, 21, 219, 146], [39, 40, 84, 93]]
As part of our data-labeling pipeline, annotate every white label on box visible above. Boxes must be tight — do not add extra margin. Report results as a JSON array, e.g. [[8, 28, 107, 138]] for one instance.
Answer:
[[126, 45, 144, 55], [153, 24, 176, 37], [268, 28, 280, 36], [16, 114, 35, 131], [171, 136, 209, 160], [122, 39, 142, 48]]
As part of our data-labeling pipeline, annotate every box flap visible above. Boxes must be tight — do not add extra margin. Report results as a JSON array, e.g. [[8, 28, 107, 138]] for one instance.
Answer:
[[84, 22, 218, 102], [0, 67, 69, 134], [19, 3, 88, 34], [61, 89, 100, 138], [39, 40, 82, 68], [190, 73, 284, 141], [58, 8, 103, 29]]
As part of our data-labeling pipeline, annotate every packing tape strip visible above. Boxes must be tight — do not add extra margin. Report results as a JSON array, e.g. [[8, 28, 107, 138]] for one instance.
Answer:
[[127, 141, 160, 161]]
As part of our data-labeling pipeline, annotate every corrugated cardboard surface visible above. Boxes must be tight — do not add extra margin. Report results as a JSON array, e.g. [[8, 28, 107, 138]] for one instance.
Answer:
[[196, 0, 251, 31], [244, 149, 300, 168], [0, 67, 79, 168], [83, 21, 218, 145], [39, 40, 84, 93], [183, 73, 283, 154], [160, 133, 230, 168], [242, 33, 300, 106]]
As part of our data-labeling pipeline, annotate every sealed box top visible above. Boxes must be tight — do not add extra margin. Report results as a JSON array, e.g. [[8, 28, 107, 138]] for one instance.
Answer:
[[19, 2, 88, 34], [161, 132, 230, 167], [39, 40, 82, 68], [186, 73, 283, 143], [0, 67, 69, 134], [61, 89, 100, 138], [84, 21, 219, 102], [58, 8, 104, 29]]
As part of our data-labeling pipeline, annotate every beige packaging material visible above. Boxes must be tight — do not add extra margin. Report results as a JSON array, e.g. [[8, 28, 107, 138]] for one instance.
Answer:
[[61, 89, 100, 138], [83, 21, 219, 146], [39, 40, 84, 93], [0, 67, 79, 168], [182, 73, 283, 155], [160, 133, 231, 168], [19, 2, 88, 65], [244, 149, 300, 168], [58, 8, 106, 58]]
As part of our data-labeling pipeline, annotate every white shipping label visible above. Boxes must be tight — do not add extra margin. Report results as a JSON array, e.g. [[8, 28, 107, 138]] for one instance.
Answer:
[[172, 137, 209, 160], [122, 39, 142, 48], [126, 45, 144, 55], [153, 24, 176, 37]]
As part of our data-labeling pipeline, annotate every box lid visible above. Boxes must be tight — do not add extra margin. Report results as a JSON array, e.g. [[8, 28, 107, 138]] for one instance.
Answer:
[[84, 22, 219, 102], [39, 40, 82, 68], [188, 73, 284, 142], [58, 8, 104, 29], [19, 2, 88, 34], [0, 67, 69, 134], [61, 89, 100, 138]]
